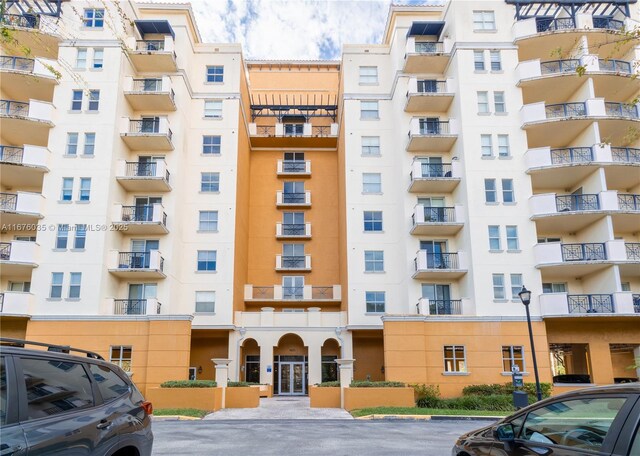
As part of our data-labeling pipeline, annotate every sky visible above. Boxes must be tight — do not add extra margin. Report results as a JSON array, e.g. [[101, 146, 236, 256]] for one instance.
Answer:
[[150, 0, 439, 60]]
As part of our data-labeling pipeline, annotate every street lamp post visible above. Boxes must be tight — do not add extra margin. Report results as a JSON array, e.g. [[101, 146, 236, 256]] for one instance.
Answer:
[[518, 285, 543, 402]]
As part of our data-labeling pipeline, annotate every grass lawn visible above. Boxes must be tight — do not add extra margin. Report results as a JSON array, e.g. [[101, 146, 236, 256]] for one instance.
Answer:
[[153, 408, 210, 418], [351, 407, 508, 418]]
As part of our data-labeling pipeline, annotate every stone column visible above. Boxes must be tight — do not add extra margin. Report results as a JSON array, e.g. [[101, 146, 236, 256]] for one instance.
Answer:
[[212, 358, 231, 408], [336, 358, 355, 409], [308, 342, 322, 386], [259, 343, 274, 386]]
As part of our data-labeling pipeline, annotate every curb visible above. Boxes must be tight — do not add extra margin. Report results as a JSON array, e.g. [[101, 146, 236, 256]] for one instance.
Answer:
[[356, 414, 504, 421], [151, 415, 202, 421]]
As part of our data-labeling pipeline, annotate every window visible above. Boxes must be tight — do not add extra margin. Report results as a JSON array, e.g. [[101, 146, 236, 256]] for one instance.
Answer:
[[197, 250, 217, 271], [510, 273, 523, 299], [473, 50, 485, 71], [79, 178, 91, 201], [204, 100, 222, 118], [502, 179, 514, 203], [83, 8, 105, 27], [55, 224, 69, 249], [202, 135, 221, 155], [69, 272, 81, 298], [365, 291, 385, 313], [621, 282, 631, 292], [360, 101, 379, 120], [92, 48, 103, 68], [494, 91, 506, 113], [195, 291, 215, 313], [201, 172, 220, 192], [110, 346, 132, 372], [74, 224, 86, 249], [363, 211, 383, 232], [206, 66, 224, 83], [506, 225, 519, 250], [488, 225, 501, 250], [364, 250, 384, 272], [362, 136, 380, 156], [502, 346, 524, 372], [493, 273, 505, 299], [66, 133, 79, 155], [61, 178, 73, 201], [8, 281, 30, 292], [542, 283, 567, 293], [321, 355, 338, 383], [481, 134, 493, 156], [362, 173, 381, 193], [477, 91, 489, 113], [443, 345, 466, 373], [83, 133, 95, 155], [490, 50, 502, 71], [75, 48, 87, 68], [50, 272, 63, 298], [88, 364, 129, 402], [88, 90, 100, 111], [497, 134, 510, 157], [484, 178, 497, 203], [473, 10, 496, 31], [71, 90, 83, 111], [199, 211, 218, 231], [359, 66, 378, 84]]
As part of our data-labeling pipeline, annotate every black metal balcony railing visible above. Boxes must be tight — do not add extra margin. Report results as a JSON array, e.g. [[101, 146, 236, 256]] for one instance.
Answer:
[[114, 299, 147, 315], [419, 252, 459, 270], [0, 242, 11, 260], [417, 120, 450, 135], [128, 120, 173, 141], [282, 192, 306, 204], [0, 145, 24, 164], [593, 17, 624, 31], [252, 287, 274, 300], [0, 100, 29, 117], [550, 147, 593, 164], [568, 294, 614, 313], [121, 205, 159, 222], [283, 287, 304, 300], [281, 224, 307, 236], [280, 256, 307, 269], [0, 56, 35, 72], [117, 252, 163, 271], [420, 206, 456, 223], [618, 194, 640, 211], [416, 80, 447, 93], [415, 163, 453, 178], [132, 78, 163, 92], [414, 42, 444, 54], [125, 161, 169, 182], [626, 243, 640, 261], [536, 17, 576, 33], [611, 147, 640, 163], [282, 161, 307, 173], [540, 59, 579, 75], [1, 13, 40, 29], [561, 243, 607, 261], [312, 125, 333, 137], [605, 102, 639, 119], [256, 125, 274, 136], [312, 286, 334, 300], [429, 299, 462, 315], [545, 102, 586, 118], [0, 193, 18, 211], [598, 59, 632, 74], [136, 40, 165, 51], [633, 294, 640, 314], [556, 194, 600, 212]]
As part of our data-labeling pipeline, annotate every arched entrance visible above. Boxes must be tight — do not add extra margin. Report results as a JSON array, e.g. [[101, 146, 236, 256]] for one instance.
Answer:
[[321, 338, 340, 383], [240, 338, 260, 383], [274, 333, 308, 395]]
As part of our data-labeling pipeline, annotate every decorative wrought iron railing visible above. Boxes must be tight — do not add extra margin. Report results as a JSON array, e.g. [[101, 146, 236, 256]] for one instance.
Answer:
[[555, 194, 600, 212], [611, 147, 640, 163], [281, 224, 307, 236], [281, 161, 307, 173], [117, 252, 163, 271], [252, 287, 274, 300], [312, 286, 334, 300], [135, 40, 165, 51], [0, 193, 18, 211], [121, 205, 163, 223], [255, 125, 275, 136], [418, 252, 459, 270], [545, 102, 586, 118], [428, 299, 462, 315], [561, 243, 606, 261], [598, 59, 632, 73], [417, 120, 450, 135], [280, 256, 307, 269], [540, 59, 579, 74], [568, 294, 614, 313], [0, 145, 24, 164], [593, 17, 624, 31], [0, 99, 29, 117], [414, 163, 453, 178], [1, 13, 40, 29], [418, 206, 456, 223], [618, 194, 640, 211], [312, 125, 332, 137], [414, 42, 444, 53], [0, 243, 11, 260], [626, 243, 640, 261], [281, 192, 307, 204], [536, 17, 576, 32], [633, 294, 640, 314], [114, 299, 147, 315], [0, 56, 35, 72], [128, 120, 173, 140], [550, 147, 593, 164], [605, 102, 638, 118], [416, 80, 447, 93]]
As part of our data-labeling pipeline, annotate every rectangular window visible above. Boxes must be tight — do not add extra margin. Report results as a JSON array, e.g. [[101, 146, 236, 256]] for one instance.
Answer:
[[55, 224, 69, 249], [510, 273, 523, 299], [502, 346, 524, 372], [83, 133, 95, 155], [494, 91, 506, 113], [50, 272, 63, 298], [506, 225, 519, 250], [71, 90, 83, 111], [204, 100, 223, 118], [69, 272, 81, 298], [359, 66, 378, 84], [202, 135, 221, 155], [502, 179, 514, 203], [75, 48, 87, 68], [362, 173, 381, 193], [206, 66, 224, 83], [493, 273, 505, 300], [110, 346, 132, 372], [473, 10, 496, 30], [364, 250, 384, 272], [199, 211, 218, 231], [473, 50, 485, 71], [8, 281, 30, 292], [360, 101, 379, 120], [66, 133, 79, 155], [201, 172, 220, 192], [195, 291, 215, 313], [490, 50, 502, 71], [88, 90, 100, 111], [542, 283, 567, 293], [74, 224, 87, 249], [484, 178, 497, 203], [481, 134, 493, 156], [79, 178, 91, 201], [197, 250, 217, 271], [61, 178, 73, 201], [444, 345, 466, 373], [488, 225, 501, 250], [83, 8, 105, 27], [92, 48, 104, 69], [361, 136, 380, 156], [363, 211, 383, 232], [477, 91, 489, 113], [365, 291, 385, 313], [497, 134, 510, 157]]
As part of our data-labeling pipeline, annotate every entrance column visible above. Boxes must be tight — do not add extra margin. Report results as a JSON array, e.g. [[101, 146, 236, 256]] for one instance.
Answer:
[[336, 358, 355, 409], [212, 358, 231, 408], [260, 343, 274, 386], [308, 342, 322, 386]]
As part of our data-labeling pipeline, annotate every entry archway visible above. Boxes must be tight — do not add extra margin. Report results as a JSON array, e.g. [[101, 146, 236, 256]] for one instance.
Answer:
[[274, 333, 308, 395], [321, 338, 340, 383], [240, 338, 260, 383]]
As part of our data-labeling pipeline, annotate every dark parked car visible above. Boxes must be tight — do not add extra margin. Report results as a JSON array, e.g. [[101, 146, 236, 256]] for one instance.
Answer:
[[453, 384, 640, 456], [0, 338, 153, 455]]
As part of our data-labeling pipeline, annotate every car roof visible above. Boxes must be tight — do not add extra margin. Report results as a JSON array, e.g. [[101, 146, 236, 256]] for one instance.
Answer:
[[0, 344, 105, 364], [553, 383, 640, 397]]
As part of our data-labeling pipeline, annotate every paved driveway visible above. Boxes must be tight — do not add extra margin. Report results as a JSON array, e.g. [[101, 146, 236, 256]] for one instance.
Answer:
[[204, 397, 353, 420]]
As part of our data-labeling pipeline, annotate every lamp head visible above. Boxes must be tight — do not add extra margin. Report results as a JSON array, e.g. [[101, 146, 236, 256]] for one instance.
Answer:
[[518, 286, 531, 306]]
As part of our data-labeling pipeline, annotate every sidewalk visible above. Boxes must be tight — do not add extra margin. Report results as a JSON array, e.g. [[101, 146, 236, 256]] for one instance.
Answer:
[[203, 396, 353, 420]]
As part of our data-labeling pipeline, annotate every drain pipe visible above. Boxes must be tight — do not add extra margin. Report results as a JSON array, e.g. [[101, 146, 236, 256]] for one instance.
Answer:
[[235, 327, 247, 381]]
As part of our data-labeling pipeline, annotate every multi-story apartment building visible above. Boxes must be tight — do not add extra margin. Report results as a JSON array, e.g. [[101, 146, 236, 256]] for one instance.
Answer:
[[0, 0, 638, 399]]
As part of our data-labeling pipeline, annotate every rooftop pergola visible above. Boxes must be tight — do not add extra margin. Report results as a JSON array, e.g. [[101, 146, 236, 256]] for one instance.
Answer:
[[3, 0, 63, 17], [505, 0, 635, 20], [249, 93, 338, 122]]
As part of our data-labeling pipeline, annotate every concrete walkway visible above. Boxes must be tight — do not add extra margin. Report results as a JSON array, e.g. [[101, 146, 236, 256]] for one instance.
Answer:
[[204, 396, 353, 420]]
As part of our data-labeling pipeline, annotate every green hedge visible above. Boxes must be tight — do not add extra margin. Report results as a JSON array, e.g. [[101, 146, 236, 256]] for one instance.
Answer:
[[227, 381, 259, 387], [350, 381, 406, 388], [160, 380, 217, 388], [316, 381, 341, 387], [462, 382, 552, 399]]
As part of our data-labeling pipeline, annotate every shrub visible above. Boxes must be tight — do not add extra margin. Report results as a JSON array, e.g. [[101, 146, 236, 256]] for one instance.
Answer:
[[440, 394, 515, 412], [412, 384, 442, 408], [462, 382, 552, 399], [350, 381, 406, 388], [227, 381, 258, 387], [160, 380, 217, 388], [316, 381, 341, 387]]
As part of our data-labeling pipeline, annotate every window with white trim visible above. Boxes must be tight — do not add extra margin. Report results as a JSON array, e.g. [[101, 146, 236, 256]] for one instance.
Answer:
[[202, 135, 221, 155], [74, 224, 87, 249], [195, 291, 215, 313], [69, 272, 81, 298], [361, 136, 380, 156], [198, 211, 218, 232], [201, 172, 220, 192], [362, 173, 381, 193], [444, 345, 466, 373], [484, 178, 497, 203], [83, 8, 104, 28], [365, 291, 385, 313], [88, 90, 100, 111], [359, 66, 378, 84], [83, 133, 95, 155], [55, 224, 69, 249], [490, 50, 502, 71], [110, 346, 132, 372], [206, 66, 224, 83], [473, 50, 485, 71], [502, 346, 524, 372], [498, 134, 510, 157], [197, 250, 217, 271], [364, 250, 384, 272], [493, 273, 505, 299], [61, 178, 73, 201], [510, 273, 523, 299], [473, 10, 496, 31], [66, 133, 79, 155], [477, 91, 489, 113], [481, 134, 493, 156], [502, 179, 515, 203], [488, 225, 501, 250], [50, 272, 63, 298], [494, 91, 506, 113], [75, 48, 87, 68], [92, 48, 104, 69], [204, 100, 223, 118], [360, 101, 379, 120], [79, 178, 91, 201], [363, 211, 383, 232], [506, 225, 519, 250], [71, 90, 83, 111]]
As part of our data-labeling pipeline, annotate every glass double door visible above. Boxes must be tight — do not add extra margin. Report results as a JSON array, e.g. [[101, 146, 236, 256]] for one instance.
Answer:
[[279, 362, 305, 395]]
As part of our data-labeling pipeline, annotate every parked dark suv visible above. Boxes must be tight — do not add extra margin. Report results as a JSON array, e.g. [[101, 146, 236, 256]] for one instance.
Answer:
[[0, 338, 153, 455]]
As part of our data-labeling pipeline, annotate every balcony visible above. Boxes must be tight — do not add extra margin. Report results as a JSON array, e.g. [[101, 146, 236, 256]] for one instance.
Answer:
[[416, 298, 465, 316], [0, 13, 61, 59], [0, 241, 38, 275], [413, 251, 467, 279], [634, 295, 640, 314], [125, 36, 177, 72], [611, 147, 640, 163], [115, 160, 170, 192], [0, 192, 44, 224], [530, 193, 610, 232], [540, 292, 639, 317], [276, 223, 311, 239], [275, 255, 312, 272], [112, 298, 161, 316], [408, 160, 461, 193], [0, 99, 53, 146], [0, 56, 58, 101], [120, 118, 174, 151], [276, 191, 311, 207], [113, 204, 168, 235], [0, 291, 31, 316], [248, 123, 338, 148], [0, 145, 49, 188], [407, 118, 458, 152], [277, 160, 311, 177], [405, 79, 454, 112], [124, 77, 176, 111], [534, 241, 629, 277], [235, 308, 347, 328], [244, 285, 341, 302], [411, 205, 464, 235], [108, 251, 166, 279], [404, 38, 451, 73]]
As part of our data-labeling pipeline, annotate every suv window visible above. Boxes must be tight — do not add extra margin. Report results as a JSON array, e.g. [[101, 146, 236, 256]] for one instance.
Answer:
[[21, 358, 94, 420], [89, 364, 129, 402], [1, 357, 7, 425]]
